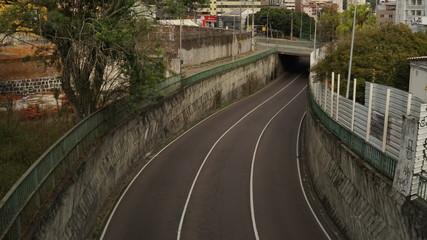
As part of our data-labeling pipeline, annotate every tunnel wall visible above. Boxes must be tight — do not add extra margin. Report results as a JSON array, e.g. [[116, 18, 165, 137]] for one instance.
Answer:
[[303, 105, 427, 240], [33, 52, 282, 239]]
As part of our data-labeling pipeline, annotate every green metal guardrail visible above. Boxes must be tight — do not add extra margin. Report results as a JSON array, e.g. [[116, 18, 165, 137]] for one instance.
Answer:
[[308, 87, 397, 179], [0, 49, 277, 240]]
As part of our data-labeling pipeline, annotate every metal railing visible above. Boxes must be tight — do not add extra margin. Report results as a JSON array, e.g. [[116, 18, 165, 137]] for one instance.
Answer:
[[308, 87, 397, 179], [0, 49, 277, 240]]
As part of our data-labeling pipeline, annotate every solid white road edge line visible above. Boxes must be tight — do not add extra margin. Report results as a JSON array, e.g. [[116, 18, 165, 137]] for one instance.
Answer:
[[296, 112, 333, 240], [176, 73, 302, 240], [250, 85, 307, 240]]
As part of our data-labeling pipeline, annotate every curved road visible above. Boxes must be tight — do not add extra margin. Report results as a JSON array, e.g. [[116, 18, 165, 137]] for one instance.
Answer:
[[101, 59, 332, 240]]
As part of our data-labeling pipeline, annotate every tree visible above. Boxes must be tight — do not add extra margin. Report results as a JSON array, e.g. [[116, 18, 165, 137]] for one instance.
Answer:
[[318, 7, 340, 44], [254, 8, 313, 40], [336, 4, 376, 36], [150, 0, 209, 19], [0, 0, 166, 120], [311, 24, 427, 102]]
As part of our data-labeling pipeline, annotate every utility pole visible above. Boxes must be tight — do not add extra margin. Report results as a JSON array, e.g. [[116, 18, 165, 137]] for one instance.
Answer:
[[179, 18, 183, 73], [346, 2, 357, 98], [252, 0, 255, 51], [267, 10, 269, 43], [299, 11, 303, 39], [290, 12, 293, 40], [233, 15, 236, 61]]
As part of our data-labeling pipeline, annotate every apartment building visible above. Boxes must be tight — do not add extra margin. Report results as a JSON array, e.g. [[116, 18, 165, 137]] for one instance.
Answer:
[[301, 1, 340, 18], [198, 0, 264, 16], [376, 1, 396, 26], [396, 0, 427, 31]]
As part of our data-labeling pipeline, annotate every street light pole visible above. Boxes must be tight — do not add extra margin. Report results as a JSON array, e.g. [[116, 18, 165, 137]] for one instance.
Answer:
[[299, 11, 303, 39], [267, 9, 270, 43], [233, 15, 236, 61], [346, 2, 357, 98], [290, 11, 293, 40], [252, 0, 255, 51], [313, 3, 318, 57]]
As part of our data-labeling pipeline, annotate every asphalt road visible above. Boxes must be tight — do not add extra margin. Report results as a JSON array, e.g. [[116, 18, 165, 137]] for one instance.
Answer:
[[100, 59, 332, 240]]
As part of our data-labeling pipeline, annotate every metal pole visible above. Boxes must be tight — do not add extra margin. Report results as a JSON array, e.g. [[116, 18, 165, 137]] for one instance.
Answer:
[[299, 11, 303, 39], [233, 15, 236, 61], [335, 74, 340, 121], [313, 19, 317, 57], [290, 12, 293, 40], [267, 10, 269, 43], [366, 83, 373, 142], [346, 3, 357, 98], [239, 2, 242, 33], [331, 73, 335, 116], [382, 89, 391, 152], [252, 0, 255, 51], [179, 18, 183, 73], [323, 79, 327, 109], [313, 4, 318, 57], [351, 78, 357, 132]]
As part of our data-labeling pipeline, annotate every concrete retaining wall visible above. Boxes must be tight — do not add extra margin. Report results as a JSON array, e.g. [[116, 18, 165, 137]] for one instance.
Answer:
[[160, 25, 252, 69], [303, 106, 427, 240], [34, 52, 281, 239]]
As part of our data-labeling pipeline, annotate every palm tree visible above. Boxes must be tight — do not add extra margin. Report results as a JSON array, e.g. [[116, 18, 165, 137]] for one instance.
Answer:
[[337, 4, 376, 36]]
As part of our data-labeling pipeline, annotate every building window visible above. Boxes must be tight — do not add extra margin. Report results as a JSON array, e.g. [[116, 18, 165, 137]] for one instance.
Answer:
[[380, 14, 384, 18], [389, 14, 393, 18]]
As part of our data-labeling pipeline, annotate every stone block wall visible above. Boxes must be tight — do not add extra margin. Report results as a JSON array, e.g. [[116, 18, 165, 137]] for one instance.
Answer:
[[303, 106, 427, 240], [34, 52, 281, 239], [0, 76, 61, 95]]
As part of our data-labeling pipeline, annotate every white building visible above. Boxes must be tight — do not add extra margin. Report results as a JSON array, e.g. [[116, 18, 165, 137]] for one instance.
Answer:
[[396, 0, 427, 32], [409, 56, 427, 102], [198, 0, 263, 16]]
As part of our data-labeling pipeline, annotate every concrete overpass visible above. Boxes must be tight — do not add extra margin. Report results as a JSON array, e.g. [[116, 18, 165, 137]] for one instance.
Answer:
[[255, 36, 314, 57]]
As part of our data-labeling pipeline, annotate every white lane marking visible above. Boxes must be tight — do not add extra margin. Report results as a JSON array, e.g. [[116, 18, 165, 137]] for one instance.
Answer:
[[177, 73, 302, 240], [100, 72, 290, 240], [250, 85, 307, 240], [296, 112, 333, 240]]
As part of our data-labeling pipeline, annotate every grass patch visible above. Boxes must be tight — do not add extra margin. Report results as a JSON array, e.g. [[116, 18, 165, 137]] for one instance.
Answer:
[[0, 110, 75, 200]]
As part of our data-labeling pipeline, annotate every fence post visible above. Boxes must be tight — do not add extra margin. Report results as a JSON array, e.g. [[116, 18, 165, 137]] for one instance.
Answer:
[[382, 89, 391, 152], [324, 79, 327, 110], [330, 72, 335, 117], [351, 78, 357, 132], [407, 93, 412, 116], [366, 83, 373, 142], [335, 74, 340, 121]]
